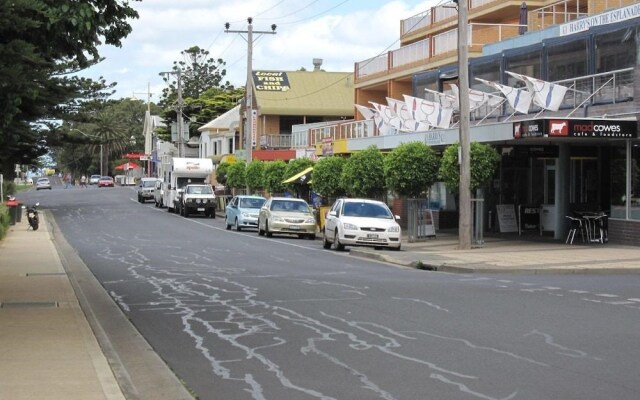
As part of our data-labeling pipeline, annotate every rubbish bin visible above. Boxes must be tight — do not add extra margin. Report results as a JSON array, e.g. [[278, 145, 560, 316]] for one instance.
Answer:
[[5, 201, 18, 225], [15, 203, 22, 223]]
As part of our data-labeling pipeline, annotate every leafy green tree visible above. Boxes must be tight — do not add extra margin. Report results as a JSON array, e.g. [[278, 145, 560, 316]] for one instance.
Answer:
[[384, 142, 439, 197], [341, 146, 385, 198], [312, 156, 346, 199], [226, 161, 246, 189], [284, 158, 314, 198], [439, 142, 500, 193], [216, 162, 231, 186], [0, 0, 139, 179], [245, 161, 265, 192], [264, 160, 287, 195]]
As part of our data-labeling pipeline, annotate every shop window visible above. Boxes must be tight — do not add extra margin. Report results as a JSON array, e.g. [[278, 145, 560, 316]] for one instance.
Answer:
[[595, 27, 637, 74], [547, 39, 588, 82], [631, 145, 640, 220], [504, 50, 541, 85]]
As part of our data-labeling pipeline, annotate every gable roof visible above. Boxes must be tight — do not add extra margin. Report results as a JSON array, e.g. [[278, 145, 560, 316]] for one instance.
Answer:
[[254, 70, 354, 116], [198, 105, 240, 132]]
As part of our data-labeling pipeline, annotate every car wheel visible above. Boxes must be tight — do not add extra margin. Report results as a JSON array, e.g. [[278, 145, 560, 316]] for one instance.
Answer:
[[391, 244, 401, 251], [235, 218, 241, 232], [265, 221, 273, 238], [332, 229, 345, 251], [211, 208, 216, 219], [183, 206, 189, 217], [258, 220, 265, 236], [322, 231, 331, 249], [225, 216, 231, 230], [307, 234, 316, 240]]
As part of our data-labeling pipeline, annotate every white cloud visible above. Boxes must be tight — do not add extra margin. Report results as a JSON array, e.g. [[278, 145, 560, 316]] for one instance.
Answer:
[[81, 0, 440, 99]]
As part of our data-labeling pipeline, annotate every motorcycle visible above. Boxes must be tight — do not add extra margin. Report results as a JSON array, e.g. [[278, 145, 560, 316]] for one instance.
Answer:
[[26, 203, 39, 231]]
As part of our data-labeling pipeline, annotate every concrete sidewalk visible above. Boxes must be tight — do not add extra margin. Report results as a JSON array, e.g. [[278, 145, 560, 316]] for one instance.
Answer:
[[350, 232, 640, 274], [0, 214, 125, 399], [0, 213, 193, 400]]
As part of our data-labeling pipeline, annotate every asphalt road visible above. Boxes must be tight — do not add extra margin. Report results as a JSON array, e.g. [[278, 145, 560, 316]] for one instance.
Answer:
[[17, 184, 640, 400]]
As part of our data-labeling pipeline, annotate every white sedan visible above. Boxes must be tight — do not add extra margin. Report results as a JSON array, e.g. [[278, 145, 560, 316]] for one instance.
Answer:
[[323, 198, 401, 251]]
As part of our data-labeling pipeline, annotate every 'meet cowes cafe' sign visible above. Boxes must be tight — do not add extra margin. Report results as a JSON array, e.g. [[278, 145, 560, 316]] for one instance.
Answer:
[[513, 119, 637, 139], [560, 3, 640, 36]]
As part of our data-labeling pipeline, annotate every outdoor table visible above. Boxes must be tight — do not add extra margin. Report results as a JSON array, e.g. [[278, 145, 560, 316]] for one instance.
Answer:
[[578, 212, 608, 243]]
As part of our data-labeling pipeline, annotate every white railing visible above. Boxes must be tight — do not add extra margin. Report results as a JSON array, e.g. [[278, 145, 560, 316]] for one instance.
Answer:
[[554, 67, 635, 111], [291, 120, 377, 149], [291, 121, 335, 148], [470, 0, 497, 8], [401, 10, 431, 36], [391, 39, 429, 69], [356, 53, 388, 78], [433, 2, 458, 23], [433, 28, 458, 56]]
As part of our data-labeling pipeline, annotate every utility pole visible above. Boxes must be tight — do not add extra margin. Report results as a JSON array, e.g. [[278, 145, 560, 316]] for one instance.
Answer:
[[225, 18, 277, 164], [160, 69, 185, 158], [457, 0, 472, 249]]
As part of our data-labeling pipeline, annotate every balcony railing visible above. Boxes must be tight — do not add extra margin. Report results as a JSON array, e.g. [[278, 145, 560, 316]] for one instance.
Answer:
[[401, 10, 431, 36], [530, 0, 588, 30], [392, 39, 430, 69], [290, 120, 378, 149], [356, 53, 388, 78], [261, 134, 291, 149]]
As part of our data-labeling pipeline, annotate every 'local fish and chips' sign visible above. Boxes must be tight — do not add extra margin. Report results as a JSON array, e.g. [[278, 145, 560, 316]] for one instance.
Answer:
[[253, 71, 291, 92]]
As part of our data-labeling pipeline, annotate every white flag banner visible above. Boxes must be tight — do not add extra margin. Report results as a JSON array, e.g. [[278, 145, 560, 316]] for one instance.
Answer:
[[368, 102, 395, 135], [370, 102, 402, 131], [505, 71, 568, 111], [476, 78, 532, 114], [355, 104, 376, 120], [403, 94, 453, 129], [449, 84, 503, 111], [386, 97, 429, 132], [425, 88, 458, 110]]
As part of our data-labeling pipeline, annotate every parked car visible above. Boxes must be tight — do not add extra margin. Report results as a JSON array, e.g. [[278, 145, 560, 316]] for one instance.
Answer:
[[258, 197, 316, 239], [137, 177, 159, 203], [177, 183, 216, 218], [323, 198, 401, 251], [225, 195, 266, 231], [89, 174, 101, 185], [35, 177, 52, 190], [97, 176, 114, 187], [153, 180, 165, 208]]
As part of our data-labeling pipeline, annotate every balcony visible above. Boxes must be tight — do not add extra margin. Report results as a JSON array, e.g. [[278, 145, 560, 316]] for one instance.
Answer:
[[356, 23, 524, 83], [291, 120, 378, 149], [260, 134, 291, 149]]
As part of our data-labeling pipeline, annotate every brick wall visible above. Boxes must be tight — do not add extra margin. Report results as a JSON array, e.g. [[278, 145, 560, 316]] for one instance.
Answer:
[[608, 219, 640, 245]]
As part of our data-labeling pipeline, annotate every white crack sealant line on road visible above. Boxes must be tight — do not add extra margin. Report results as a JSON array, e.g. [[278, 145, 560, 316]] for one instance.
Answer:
[[430, 374, 517, 400], [392, 297, 450, 313], [524, 330, 603, 361]]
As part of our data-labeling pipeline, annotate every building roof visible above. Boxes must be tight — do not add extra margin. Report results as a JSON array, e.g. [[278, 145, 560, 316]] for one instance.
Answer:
[[254, 70, 354, 116], [198, 105, 240, 132]]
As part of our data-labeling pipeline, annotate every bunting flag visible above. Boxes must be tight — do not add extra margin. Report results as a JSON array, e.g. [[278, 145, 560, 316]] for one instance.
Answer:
[[386, 97, 429, 132], [449, 84, 503, 111], [505, 71, 568, 111], [355, 104, 376, 120], [403, 94, 453, 129], [476, 78, 533, 114], [367, 102, 394, 135], [425, 88, 458, 110], [370, 102, 402, 131]]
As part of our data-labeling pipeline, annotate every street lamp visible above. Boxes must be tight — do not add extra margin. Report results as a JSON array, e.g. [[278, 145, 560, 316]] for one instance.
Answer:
[[70, 128, 104, 177]]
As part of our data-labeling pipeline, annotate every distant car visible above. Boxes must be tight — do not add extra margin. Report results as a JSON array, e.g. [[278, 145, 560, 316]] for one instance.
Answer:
[[26, 177, 33, 185], [89, 175, 101, 185], [258, 197, 316, 240], [137, 177, 159, 203], [323, 198, 401, 251], [97, 176, 114, 187], [35, 177, 52, 190], [153, 180, 165, 208], [225, 195, 266, 231]]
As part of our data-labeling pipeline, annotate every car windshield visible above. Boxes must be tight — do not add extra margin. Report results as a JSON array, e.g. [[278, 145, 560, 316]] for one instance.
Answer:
[[101, 176, 112, 181], [37, 178, 48, 183], [270, 200, 310, 213], [240, 198, 266, 209], [186, 185, 213, 194], [142, 180, 156, 187], [343, 202, 393, 219]]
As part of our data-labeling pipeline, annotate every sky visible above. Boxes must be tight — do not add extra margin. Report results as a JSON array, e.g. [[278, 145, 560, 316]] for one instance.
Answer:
[[80, 0, 442, 101]]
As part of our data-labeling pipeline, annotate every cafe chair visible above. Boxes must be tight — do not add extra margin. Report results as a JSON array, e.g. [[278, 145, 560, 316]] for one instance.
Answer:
[[565, 216, 586, 244]]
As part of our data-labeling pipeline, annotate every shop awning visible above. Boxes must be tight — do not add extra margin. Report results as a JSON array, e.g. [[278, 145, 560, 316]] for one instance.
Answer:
[[282, 167, 313, 184]]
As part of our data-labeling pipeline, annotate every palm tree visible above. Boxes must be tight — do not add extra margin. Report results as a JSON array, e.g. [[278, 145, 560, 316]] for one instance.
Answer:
[[91, 111, 130, 175]]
